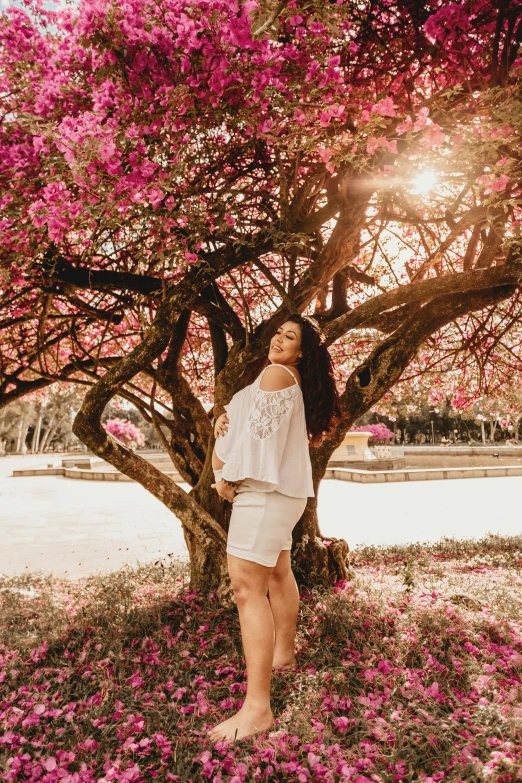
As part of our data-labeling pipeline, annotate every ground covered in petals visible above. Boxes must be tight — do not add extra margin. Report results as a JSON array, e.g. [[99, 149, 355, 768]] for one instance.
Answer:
[[2, 535, 522, 782]]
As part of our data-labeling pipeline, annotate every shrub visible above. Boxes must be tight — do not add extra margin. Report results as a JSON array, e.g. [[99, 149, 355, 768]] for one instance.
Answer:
[[353, 423, 394, 444], [104, 417, 145, 448]]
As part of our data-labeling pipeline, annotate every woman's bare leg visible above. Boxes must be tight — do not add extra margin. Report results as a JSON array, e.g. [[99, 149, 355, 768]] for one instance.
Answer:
[[208, 555, 275, 742], [268, 550, 299, 669]]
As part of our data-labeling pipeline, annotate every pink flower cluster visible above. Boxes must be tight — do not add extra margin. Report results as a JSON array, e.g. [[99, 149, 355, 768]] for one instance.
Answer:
[[353, 423, 395, 443], [104, 417, 145, 447]]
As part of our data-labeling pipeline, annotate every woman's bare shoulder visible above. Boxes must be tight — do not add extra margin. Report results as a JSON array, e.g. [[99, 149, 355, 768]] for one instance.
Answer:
[[260, 364, 302, 390]]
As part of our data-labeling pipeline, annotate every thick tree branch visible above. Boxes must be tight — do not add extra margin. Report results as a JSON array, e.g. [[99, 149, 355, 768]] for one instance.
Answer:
[[324, 265, 522, 345], [157, 310, 212, 484], [411, 206, 488, 281], [197, 284, 244, 340], [291, 175, 372, 310], [43, 250, 164, 296], [0, 356, 122, 409], [474, 210, 507, 269]]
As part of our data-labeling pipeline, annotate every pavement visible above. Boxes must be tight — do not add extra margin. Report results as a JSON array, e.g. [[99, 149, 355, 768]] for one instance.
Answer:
[[1, 454, 522, 581]]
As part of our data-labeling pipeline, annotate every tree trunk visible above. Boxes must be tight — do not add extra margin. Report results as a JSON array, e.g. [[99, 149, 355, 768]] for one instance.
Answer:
[[291, 498, 351, 589], [20, 421, 30, 454], [190, 435, 231, 536], [481, 420, 486, 445], [39, 420, 57, 452], [16, 416, 25, 453], [489, 420, 497, 442], [31, 408, 43, 453]]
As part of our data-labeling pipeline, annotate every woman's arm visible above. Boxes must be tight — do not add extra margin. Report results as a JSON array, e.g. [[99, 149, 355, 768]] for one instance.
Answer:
[[212, 466, 241, 501], [212, 413, 242, 500]]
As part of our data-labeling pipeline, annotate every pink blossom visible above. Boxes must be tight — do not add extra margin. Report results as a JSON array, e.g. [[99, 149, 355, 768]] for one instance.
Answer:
[[319, 112, 332, 127], [425, 681, 440, 697], [371, 96, 397, 117], [104, 418, 145, 447], [317, 147, 333, 163], [353, 423, 394, 443], [413, 107, 430, 131], [332, 716, 349, 734], [423, 123, 447, 149], [478, 173, 510, 194], [148, 186, 164, 207], [396, 116, 413, 134], [366, 137, 397, 155], [366, 136, 381, 155], [258, 119, 273, 134], [425, 3, 471, 44]]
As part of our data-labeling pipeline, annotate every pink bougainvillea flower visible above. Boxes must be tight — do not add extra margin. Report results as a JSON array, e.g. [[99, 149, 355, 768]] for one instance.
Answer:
[[371, 96, 397, 117], [413, 107, 430, 131], [423, 123, 447, 149], [479, 173, 510, 194]]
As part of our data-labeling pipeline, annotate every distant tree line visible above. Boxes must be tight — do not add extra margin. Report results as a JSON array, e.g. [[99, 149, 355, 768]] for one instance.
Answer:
[[3, 384, 517, 456], [357, 400, 521, 446], [0, 388, 163, 455]]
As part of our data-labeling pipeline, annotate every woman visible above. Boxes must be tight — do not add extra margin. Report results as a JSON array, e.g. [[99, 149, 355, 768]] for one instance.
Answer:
[[208, 314, 341, 742]]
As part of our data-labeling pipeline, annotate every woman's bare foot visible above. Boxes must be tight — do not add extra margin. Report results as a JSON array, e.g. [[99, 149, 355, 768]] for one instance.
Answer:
[[208, 702, 274, 743], [272, 654, 297, 671]]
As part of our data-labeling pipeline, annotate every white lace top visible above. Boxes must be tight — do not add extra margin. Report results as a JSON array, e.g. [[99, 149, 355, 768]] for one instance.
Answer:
[[214, 363, 314, 498]]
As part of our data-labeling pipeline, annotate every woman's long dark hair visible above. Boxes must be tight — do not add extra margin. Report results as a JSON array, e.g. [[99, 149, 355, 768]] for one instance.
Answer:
[[284, 314, 341, 444]]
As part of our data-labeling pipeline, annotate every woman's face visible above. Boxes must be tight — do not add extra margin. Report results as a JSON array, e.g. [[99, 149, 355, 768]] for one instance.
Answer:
[[269, 321, 302, 365]]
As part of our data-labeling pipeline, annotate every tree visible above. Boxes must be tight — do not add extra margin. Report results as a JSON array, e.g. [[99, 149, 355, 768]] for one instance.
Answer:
[[0, 400, 35, 453], [1, 0, 522, 600]]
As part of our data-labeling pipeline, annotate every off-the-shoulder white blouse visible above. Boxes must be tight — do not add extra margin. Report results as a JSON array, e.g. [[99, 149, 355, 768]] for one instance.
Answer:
[[214, 363, 314, 498]]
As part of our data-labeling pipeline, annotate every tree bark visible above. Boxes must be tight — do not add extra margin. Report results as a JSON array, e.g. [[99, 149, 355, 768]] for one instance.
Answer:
[[31, 408, 43, 453], [291, 495, 351, 590], [40, 420, 57, 452], [16, 416, 25, 453]]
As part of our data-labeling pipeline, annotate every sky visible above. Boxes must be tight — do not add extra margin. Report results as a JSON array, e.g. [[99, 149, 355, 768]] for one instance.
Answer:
[[0, 0, 74, 13]]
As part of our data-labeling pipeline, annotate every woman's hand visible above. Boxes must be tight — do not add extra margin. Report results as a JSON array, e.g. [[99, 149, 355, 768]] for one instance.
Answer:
[[214, 412, 229, 439], [211, 479, 237, 502]]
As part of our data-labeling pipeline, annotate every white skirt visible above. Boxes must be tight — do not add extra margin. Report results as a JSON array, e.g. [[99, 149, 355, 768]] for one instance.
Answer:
[[226, 480, 307, 567]]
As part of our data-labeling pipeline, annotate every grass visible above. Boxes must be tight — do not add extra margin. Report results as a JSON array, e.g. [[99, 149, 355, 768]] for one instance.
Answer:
[[1, 534, 522, 782]]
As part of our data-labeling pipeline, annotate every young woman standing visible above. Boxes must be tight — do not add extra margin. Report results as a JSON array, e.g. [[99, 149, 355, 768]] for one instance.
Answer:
[[208, 314, 341, 742]]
